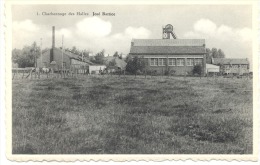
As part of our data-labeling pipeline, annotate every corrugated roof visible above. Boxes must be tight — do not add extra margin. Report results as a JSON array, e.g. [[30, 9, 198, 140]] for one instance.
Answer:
[[132, 39, 205, 46], [212, 58, 249, 65], [130, 46, 205, 54]]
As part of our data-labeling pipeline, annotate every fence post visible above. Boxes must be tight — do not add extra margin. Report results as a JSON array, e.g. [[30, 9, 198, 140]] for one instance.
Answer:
[[162, 68, 163, 78]]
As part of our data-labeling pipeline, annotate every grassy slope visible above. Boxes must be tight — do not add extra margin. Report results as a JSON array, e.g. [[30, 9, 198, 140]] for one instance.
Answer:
[[12, 76, 253, 154]]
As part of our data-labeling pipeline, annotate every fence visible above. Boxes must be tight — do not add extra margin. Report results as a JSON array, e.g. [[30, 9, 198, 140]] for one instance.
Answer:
[[12, 67, 252, 80]]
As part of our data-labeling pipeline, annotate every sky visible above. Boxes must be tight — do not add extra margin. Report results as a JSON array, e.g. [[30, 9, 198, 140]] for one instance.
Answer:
[[12, 5, 252, 62]]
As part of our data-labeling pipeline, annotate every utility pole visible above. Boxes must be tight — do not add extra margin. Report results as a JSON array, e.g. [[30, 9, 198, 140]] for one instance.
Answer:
[[40, 38, 42, 67], [61, 35, 64, 78]]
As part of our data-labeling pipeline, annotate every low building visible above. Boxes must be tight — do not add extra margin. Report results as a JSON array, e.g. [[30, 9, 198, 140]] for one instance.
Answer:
[[89, 65, 106, 74], [104, 56, 127, 70], [37, 26, 92, 71], [206, 64, 220, 75], [37, 47, 93, 71], [129, 39, 206, 75], [212, 58, 249, 75]]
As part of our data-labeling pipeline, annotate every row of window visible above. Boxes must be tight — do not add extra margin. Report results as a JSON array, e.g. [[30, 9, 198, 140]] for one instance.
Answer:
[[223, 65, 248, 68], [150, 58, 203, 66]]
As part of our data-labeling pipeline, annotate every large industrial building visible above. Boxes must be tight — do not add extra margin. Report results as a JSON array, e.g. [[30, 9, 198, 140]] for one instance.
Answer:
[[129, 24, 206, 75], [36, 26, 106, 74]]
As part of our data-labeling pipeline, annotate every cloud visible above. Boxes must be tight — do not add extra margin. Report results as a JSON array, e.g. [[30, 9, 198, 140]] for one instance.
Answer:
[[12, 18, 151, 56], [12, 19, 41, 49], [184, 18, 252, 42], [13, 19, 39, 32], [71, 26, 151, 55], [124, 26, 151, 39], [193, 19, 217, 35], [183, 18, 252, 67], [75, 17, 112, 38], [56, 28, 72, 38]]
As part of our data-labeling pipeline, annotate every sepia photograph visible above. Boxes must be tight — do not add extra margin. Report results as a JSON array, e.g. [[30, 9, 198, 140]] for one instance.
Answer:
[[5, 0, 258, 161]]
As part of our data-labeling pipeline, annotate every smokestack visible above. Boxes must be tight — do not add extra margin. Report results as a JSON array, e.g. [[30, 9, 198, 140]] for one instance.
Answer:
[[52, 26, 55, 48], [50, 26, 55, 62]]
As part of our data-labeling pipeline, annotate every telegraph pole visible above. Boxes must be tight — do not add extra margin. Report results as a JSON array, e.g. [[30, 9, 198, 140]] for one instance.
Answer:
[[61, 35, 64, 78], [40, 38, 42, 67]]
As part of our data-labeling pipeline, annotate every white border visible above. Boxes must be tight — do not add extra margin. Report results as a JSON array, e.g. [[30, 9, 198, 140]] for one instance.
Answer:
[[3, 0, 259, 162]]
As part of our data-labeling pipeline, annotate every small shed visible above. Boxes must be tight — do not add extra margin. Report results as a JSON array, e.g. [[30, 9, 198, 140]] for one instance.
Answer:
[[206, 64, 220, 73], [89, 65, 106, 74]]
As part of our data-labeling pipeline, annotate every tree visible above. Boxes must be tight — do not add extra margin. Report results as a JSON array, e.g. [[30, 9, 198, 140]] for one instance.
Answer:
[[71, 46, 80, 55], [206, 48, 212, 63], [193, 64, 202, 76], [119, 53, 123, 59], [126, 56, 146, 74], [90, 49, 105, 64], [82, 49, 91, 58], [12, 42, 40, 68], [125, 54, 132, 63], [218, 49, 225, 58], [113, 51, 119, 58], [212, 48, 219, 58]]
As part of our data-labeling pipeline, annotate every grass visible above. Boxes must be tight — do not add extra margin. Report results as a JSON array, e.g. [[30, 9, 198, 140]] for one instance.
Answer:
[[12, 75, 253, 154]]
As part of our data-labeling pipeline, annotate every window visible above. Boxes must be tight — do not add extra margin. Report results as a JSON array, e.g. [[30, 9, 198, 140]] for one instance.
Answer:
[[186, 58, 194, 66], [158, 58, 166, 66], [177, 59, 185, 66], [242, 65, 248, 68], [150, 58, 158, 66], [162, 59, 166, 66], [194, 58, 203, 66], [168, 58, 176, 66], [62, 62, 66, 68]]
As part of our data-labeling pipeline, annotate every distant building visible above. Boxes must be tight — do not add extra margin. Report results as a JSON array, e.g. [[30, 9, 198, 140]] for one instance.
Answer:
[[129, 39, 206, 75], [104, 56, 127, 70], [89, 65, 106, 74], [206, 64, 220, 74], [37, 47, 93, 71], [36, 26, 105, 74], [212, 58, 249, 75]]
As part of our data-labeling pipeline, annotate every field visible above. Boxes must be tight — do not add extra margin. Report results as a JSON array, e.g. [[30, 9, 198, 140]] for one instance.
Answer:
[[12, 75, 253, 154]]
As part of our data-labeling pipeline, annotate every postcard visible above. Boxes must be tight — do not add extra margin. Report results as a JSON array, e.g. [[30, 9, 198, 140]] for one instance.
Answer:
[[4, 0, 259, 162]]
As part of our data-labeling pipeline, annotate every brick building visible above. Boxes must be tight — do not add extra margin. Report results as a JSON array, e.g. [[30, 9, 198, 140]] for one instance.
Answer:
[[36, 26, 93, 71], [37, 47, 93, 70], [129, 39, 206, 75], [212, 58, 249, 75]]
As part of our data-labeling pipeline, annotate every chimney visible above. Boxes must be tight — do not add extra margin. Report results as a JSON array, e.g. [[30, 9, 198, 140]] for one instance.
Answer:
[[50, 26, 55, 63]]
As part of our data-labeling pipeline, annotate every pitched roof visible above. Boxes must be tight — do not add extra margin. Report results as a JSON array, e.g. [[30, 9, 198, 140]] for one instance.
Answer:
[[54, 48, 94, 65], [130, 46, 205, 54], [212, 58, 249, 65], [132, 39, 205, 46], [104, 56, 127, 69]]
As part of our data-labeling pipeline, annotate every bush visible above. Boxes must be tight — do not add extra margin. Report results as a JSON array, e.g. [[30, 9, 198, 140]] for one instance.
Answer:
[[126, 56, 145, 74], [193, 65, 202, 75]]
